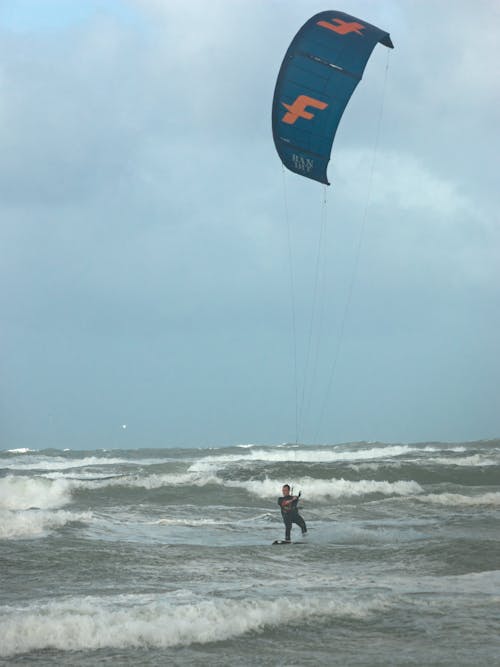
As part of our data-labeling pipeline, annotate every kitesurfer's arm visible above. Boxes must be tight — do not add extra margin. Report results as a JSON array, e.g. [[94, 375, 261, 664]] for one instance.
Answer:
[[280, 495, 299, 509]]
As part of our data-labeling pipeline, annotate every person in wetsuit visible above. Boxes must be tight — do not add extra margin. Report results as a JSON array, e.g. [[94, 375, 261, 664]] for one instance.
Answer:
[[278, 484, 307, 542]]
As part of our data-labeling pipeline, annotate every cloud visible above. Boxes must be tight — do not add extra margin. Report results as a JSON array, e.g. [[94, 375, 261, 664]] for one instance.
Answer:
[[1, 0, 499, 446]]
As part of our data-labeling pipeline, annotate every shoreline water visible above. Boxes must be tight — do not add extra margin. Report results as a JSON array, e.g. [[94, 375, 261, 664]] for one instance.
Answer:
[[1, 440, 499, 665]]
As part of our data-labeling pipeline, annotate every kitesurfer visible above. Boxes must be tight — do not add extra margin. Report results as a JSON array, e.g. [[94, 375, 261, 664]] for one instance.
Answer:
[[278, 484, 307, 542]]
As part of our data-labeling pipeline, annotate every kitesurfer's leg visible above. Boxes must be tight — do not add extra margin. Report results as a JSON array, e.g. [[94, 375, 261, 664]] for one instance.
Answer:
[[283, 514, 292, 541], [292, 512, 307, 535]]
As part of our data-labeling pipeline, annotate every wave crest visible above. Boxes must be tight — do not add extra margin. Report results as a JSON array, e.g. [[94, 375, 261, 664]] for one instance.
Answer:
[[0, 593, 388, 657]]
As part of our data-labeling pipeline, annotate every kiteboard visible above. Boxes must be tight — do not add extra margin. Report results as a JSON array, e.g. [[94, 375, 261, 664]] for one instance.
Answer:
[[272, 539, 304, 545]]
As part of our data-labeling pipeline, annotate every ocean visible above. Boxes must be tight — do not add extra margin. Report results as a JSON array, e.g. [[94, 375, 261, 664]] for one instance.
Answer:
[[1, 440, 499, 665]]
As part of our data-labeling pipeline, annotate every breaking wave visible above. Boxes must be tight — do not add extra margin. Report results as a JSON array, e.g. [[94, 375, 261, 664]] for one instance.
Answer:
[[0, 592, 389, 657]]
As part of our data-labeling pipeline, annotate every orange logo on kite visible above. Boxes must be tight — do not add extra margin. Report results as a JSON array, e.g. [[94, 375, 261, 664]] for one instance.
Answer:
[[317, 18, 365, 36], [281, 95, 328, 125]]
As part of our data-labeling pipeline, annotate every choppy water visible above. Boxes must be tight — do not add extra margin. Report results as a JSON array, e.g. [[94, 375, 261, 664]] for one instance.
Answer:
[[1, 440, 499, 665]]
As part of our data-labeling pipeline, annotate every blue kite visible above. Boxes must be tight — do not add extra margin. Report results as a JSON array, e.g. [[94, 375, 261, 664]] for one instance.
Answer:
[[272, 11, 394, 185]]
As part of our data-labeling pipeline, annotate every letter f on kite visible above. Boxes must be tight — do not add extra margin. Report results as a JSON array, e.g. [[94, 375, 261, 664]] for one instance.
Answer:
[[281, 95, 328, 125]]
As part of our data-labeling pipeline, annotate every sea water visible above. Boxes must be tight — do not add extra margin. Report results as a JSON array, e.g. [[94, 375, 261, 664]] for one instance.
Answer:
[[1, 440, 499, 665]]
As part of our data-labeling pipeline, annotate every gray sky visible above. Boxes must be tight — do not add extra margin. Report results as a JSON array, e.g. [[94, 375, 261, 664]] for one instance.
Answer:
[[1, 0, 499, 449]]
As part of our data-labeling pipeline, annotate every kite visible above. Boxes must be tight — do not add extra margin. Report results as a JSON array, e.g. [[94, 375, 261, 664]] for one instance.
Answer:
[[272, 11, 393, 185]]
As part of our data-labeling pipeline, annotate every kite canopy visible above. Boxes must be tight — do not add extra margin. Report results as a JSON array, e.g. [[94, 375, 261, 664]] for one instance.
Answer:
[[272, 11, 393, 185]]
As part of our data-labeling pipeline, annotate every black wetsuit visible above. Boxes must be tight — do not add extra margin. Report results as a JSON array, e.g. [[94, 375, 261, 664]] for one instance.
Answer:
[[278, 494, 307, 541]]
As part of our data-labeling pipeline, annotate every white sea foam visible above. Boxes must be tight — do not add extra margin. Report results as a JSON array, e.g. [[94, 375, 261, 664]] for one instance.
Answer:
[[187, 444, 475, 477], [151, 517, 228, 527], [189, 445, 421, 472], [415, 492, 500, 507], [80, 471, 221, 491], [0, 466, 423, 507], [0, 475, 75, 510], [226, 476, 423, 500], [350, 453, 498, 471], [31, 470, 421, 501], [426, 455, 498, 466], [0, 471, 221, 504], [0, 593, 389, 657], [5, 448, 34, 454], [0, 509, 92, 539], [42, 471, 126, 481], [2, 455, 132, 472]]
